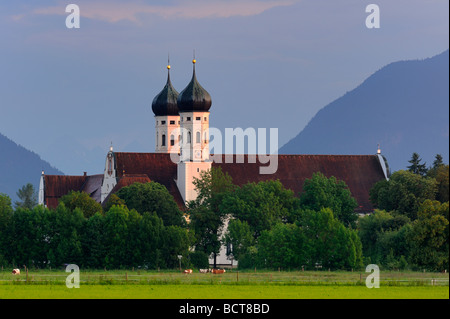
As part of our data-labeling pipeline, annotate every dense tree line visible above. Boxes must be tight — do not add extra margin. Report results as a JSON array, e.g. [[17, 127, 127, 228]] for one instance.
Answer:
[[189, 168, 363, 270], [189, 153, 448, 272], [361, 153, 449, 271], [0, 152, 448, 271], [0, 187, 199, 270]]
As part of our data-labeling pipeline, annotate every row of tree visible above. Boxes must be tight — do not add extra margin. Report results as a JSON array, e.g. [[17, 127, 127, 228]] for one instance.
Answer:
[[188, 168, 363, 270], [189, 153, 448, 271], [0, 198, 200, 269], [360, 153, 449, 271], [0, 152, 448, 271]]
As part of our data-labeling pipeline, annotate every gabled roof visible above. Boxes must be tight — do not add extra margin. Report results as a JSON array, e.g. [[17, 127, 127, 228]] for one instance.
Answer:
[[113, 152, 184, 208], [43, 174, 103, 209], [81, 174, 103, 203], [42, 152, 386, 213], [113, 152, 386, 213], [43, 175, 86, 208], [213, 154, 386, 213]]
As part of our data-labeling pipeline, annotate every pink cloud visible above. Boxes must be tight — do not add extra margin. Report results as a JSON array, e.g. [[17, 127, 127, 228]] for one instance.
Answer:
[[29, 0, 297, 23]]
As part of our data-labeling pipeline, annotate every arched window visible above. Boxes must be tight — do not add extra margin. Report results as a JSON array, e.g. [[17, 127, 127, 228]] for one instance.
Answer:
[[187, 131, 191, 144], [107, 154, 113, 176], [170, 135, 175, 146], [162, 134, 166, 147], [196, 131, 201, 144]]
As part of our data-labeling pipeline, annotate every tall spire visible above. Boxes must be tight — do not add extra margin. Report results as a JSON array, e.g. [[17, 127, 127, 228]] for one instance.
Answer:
[[166, 53, 172, 82]]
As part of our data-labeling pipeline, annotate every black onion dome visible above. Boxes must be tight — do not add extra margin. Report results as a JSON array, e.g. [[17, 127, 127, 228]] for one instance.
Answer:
[[177, 62, 212, 112], [152, 69, 179, 116]]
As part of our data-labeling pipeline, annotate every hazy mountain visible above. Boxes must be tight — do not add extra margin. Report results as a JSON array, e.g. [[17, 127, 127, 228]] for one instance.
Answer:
[[279, 50, 449, 172], [0, 132, 63, 203]]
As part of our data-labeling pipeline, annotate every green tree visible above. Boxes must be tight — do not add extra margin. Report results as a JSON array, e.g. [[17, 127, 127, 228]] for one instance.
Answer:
[[60, 191, 103, 218], [407, 152, 428, 176], [427, 164, 449, 203], [14, 183, 37, 210], [432, 154, 444, 169], [0, 194, 14, 266], [358, 209, 411, 269], [188, 167, 236, 268], [369, 170, 437, 220], [81, 212, 107, 268], [297, 208, 363, 270], [188, 203, 222, 267], [223, 219, 254, 262], [407, 200, 449, 271], [51, 203, 84, 267], [192, 166, 236, 212], [299, 172, 358, 228], [188, 251, 210, 269], [114, 182, 184, 227], [0, 193, 13, 227], [161, 225, 194, 269], [103, 193, 126, 212], [139, 212, 165, 269], [220, 180, 300, 238], [255, 208, 363, 270], [257, 223, 307, 269], [103, 205, 132, 268], [358, 210, 410, 265], [8, 205, 57, 268]]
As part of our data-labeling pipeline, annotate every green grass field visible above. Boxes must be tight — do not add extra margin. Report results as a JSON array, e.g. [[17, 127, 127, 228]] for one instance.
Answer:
[[0, 284, 448, 299], [0, 269, 448, 299]]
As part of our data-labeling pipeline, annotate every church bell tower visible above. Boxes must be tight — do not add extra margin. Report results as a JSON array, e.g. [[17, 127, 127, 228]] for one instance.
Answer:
[[152, 61, 180, 154], [176, 58, 212, 203]]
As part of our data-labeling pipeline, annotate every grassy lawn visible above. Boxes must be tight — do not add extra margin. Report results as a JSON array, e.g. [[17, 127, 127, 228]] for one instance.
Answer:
[[0, 269, 448, 299], [0, 284, 448, 299]]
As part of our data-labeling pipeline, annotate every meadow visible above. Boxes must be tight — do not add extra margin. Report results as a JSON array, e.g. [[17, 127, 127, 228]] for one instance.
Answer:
[[0, 268, 448, 299]]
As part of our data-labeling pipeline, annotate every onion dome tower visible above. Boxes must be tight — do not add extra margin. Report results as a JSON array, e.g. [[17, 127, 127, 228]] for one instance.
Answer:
[[152, 61, 181, 153], [177, 58, 212, 162], [177, 58, 212, 113], [176, 57, 212, 203], [152, 64, 179, 116]]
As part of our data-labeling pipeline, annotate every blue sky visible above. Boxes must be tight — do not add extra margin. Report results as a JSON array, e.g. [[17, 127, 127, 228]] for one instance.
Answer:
[[0, 0, 448, 175]]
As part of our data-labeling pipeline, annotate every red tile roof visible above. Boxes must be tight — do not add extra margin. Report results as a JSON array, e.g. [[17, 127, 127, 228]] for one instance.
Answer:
[[213, 154, 386, 213], [43, 175, 86, 208], [43, 174, 103, 209], [113, 153, 386, 213], [113, 152, 184, 208], [43, 153, 386, 213]]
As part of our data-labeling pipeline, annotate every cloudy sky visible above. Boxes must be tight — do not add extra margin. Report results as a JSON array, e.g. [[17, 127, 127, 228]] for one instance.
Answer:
[[0, 0, 448, 175]]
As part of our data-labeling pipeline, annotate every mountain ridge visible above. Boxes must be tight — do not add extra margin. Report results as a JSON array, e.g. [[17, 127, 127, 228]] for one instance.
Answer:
[[0, 132, 64, 202], [279, 50, 449, 171]]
